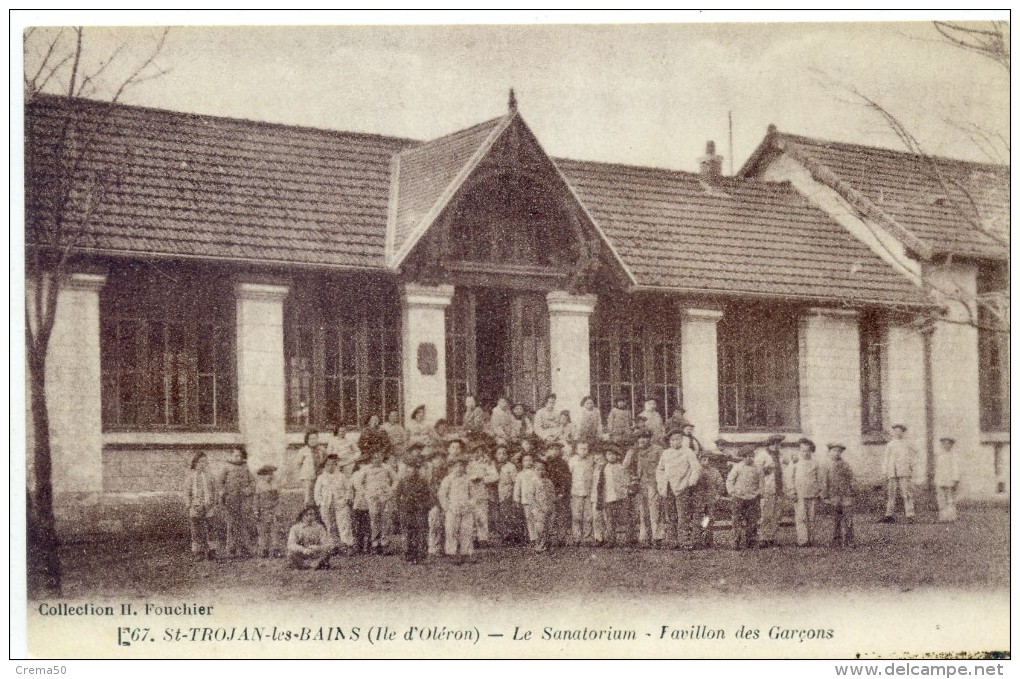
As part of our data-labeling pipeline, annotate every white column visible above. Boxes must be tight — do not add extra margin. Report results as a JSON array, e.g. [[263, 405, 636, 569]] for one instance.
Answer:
[[680, 308, 724, 446], [235, 282, 290, 472], [926, 263, 981, 497], [42, 273, 107, 503], [546, 291, 597, 424], [885, 324, 928, 486], [401, 283, 455, 425], [799, 308, 863, 470]]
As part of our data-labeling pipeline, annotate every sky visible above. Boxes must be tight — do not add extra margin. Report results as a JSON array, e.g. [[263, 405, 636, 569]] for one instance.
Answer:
[[18, 12, 1011, 173]]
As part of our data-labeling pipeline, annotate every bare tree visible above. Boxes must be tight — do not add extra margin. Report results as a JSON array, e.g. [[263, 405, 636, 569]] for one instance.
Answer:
[[24, 26, 168, 596], [816, 21, 1009, 333]]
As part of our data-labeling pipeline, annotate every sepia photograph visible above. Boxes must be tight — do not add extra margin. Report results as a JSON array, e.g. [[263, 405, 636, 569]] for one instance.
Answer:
[[13, 10, 1010, 664]]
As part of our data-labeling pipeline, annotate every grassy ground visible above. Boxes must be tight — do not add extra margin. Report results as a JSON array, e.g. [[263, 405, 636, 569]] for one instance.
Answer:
[[52, 504, 1008, 604]]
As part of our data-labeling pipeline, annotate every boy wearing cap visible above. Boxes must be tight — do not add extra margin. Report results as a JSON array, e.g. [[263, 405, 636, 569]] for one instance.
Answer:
[[823, 443, 855, 547], [882, 424, 918, 523], [544, 441, 573, 546], [630, 426, 665, 547], [219, 447, 256, 559], [755, 434, 786, 547], [726, 447, 762, 550], [657, 425, 703, 549], [255, 463, 283, 558], [934, 437, 961, 523], [439, 457, 476, 560], [791, 439, 823, 547], [692, 451, 724, 549], [596, 444, 633, 546], [394, 445, 433, 563], [315, 453, 352, 552]]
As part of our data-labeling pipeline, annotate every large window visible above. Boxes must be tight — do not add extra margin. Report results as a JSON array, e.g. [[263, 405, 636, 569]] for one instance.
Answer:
[[978, 263, 1009, 432], [285, 280, 401, 429], [589, 297, 681, 420], [100, 264, 236, 430], [859, 313, 884, 434], [718, 305, 800, 431]]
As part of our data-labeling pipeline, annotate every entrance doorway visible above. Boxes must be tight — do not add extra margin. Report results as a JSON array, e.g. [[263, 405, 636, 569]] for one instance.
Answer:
[[474, 289, 511, 410], [445, 288, 551, 423]]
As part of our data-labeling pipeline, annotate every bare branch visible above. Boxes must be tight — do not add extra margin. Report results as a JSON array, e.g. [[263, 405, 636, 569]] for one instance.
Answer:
[[25, 28, 67, 96], [66, 28, 83, 99]]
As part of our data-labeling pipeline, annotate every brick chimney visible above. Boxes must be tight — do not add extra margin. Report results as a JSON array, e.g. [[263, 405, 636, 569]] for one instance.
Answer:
[[699, 141, 724, 181]]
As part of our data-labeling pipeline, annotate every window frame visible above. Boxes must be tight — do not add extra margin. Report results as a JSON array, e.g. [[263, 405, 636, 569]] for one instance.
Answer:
[[589, 298, 682, 421], [859, 312, 885, 435], [100, 269, 237, 432], [284, 282, 402, 431], [717, 305, 801, 432]]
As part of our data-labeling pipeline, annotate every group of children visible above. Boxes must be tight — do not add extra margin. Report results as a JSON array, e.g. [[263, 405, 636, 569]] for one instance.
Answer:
[[185, 392, 965, 569]]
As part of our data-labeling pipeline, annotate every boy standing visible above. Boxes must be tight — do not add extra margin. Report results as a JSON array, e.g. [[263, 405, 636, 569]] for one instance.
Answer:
[[606, 396, 633, 444], [824, 443, 855, 547], [219, 447, 256, 559], [568, 443, 596, 544], [296, 430, 321, 507], [315, 453, 352, 551], [595, 445, 632, 547], [354, 451, 396, 554], [791, 438, 823, 547], [934, 436, 961, 523], [185, 452, 218, 561], [630, 426, 665, 547], [439, 457, 476, 561], [881, 424, 918, 523], [726, 446, 762, 550], [692, 452, 724, 549], [656, 426, 702, 549], [255, 464, 283, 558], [467, 445, 499, 547], [513, 453, 539, 545], [543, 441, 572, 546], [755, 434, 786, 547], [463, 394, 489, 434], [394, 444, 432, 563], [526, 460, 556, 553]]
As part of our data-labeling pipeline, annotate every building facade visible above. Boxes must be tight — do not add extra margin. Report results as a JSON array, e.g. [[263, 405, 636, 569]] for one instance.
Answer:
[[25, 94, 1009, 539]]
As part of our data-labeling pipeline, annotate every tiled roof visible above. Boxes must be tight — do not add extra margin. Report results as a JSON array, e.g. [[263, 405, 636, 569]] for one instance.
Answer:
[[557, 159, 931, 306], [390, 115, 506, 263], [27, 94, 412, 269], [743, 131, 1009, 261], [26, 96, 931, 306]]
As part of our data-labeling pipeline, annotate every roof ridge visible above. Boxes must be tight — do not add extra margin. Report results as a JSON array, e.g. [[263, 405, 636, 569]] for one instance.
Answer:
[[774, 130, 1007, 170], [28, 92, 421, 147], [399, 115, 507, 157]]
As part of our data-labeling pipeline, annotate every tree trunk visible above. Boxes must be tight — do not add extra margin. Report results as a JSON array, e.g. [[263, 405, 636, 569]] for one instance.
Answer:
[[27, 346, 61, 597]]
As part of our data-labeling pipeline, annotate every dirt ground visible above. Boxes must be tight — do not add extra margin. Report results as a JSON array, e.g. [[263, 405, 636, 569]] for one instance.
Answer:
[[53, 504, 1008, 604]]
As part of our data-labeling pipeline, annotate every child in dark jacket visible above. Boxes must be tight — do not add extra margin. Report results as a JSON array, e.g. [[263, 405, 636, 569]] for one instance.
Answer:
[[394, 444, 433, 564], [219, 447, 256, 559]]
